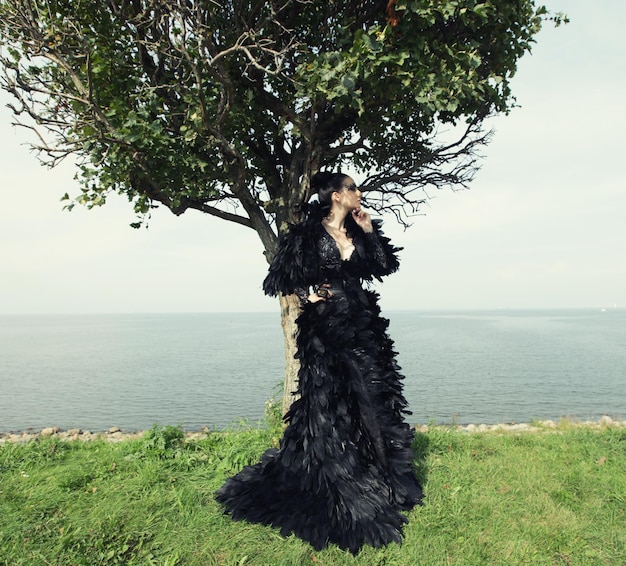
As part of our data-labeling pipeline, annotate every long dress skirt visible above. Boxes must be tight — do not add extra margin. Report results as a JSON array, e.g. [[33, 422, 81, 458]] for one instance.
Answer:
[[215, 280, 423, 553]]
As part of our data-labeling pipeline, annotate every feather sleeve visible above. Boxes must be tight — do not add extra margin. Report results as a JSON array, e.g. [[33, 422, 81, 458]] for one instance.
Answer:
[[361, 219, 402, 280], [262, 221, 320, 297]]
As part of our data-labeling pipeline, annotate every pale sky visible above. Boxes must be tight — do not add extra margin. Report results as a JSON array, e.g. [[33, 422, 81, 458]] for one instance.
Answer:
[[1, 0, 624, 314]]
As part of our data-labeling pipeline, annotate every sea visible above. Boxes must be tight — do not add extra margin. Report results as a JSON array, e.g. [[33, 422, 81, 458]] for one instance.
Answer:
[[1, 309, 624, 433]]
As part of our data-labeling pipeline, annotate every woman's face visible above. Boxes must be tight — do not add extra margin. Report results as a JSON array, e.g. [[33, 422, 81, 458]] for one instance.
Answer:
[[335, 177, 362, 210]]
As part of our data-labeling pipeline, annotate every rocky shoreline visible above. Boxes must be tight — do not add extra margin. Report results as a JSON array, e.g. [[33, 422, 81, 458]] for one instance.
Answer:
[[1, 416, 624, 445], [0, 426, 210, 445], [415, 415, 626, 434]]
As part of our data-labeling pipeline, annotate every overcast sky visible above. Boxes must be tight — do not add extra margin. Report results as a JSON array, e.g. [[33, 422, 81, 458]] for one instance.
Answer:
[[1, 0, 624, 315]]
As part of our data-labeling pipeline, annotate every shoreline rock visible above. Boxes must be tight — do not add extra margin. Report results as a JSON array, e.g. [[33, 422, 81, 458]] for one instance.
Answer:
[[1, 416, 624, 445]]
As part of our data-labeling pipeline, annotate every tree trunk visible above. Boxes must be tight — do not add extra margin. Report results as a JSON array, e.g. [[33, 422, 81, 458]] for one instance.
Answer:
[[278, 292, 301, 416]]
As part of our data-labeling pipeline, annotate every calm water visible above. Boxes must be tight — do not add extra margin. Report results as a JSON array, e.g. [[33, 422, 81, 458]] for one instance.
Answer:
[[1, 310, 624, 432]]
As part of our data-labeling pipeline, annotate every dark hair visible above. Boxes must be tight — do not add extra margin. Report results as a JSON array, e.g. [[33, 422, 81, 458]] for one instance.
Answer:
[[311, 171, 349, 216]]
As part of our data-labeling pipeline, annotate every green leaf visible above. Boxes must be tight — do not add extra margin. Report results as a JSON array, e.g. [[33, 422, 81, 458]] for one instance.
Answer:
[[361, 33, 383, 53]]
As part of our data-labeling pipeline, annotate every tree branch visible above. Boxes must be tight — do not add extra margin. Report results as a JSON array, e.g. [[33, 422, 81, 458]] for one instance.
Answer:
[[359, 120, 492, 228]]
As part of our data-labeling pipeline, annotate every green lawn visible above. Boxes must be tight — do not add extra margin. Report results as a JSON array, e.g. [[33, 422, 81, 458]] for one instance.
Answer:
[[1, 420, 624, 566]]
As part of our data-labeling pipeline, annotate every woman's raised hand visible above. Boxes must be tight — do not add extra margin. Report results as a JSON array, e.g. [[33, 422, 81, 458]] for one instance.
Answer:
[[352, 208, 373, 233]]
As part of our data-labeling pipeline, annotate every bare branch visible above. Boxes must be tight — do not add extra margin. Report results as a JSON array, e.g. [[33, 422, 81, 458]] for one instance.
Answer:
[[356, 121, 492, 228], [177, 200, 254, 228]]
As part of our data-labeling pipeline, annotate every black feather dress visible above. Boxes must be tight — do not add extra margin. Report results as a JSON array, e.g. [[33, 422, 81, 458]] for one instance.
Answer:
[[215, 204, 423, 553]]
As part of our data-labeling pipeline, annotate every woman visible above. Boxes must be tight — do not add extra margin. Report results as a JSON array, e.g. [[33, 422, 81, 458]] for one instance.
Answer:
[[216, 172, 423, 554]]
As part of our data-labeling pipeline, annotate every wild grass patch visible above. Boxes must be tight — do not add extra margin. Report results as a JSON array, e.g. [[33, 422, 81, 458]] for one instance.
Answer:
[[1, 422, 624, 565]]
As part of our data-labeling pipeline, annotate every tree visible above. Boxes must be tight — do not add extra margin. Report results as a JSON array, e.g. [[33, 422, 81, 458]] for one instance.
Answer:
[[0, 0, 565, 414]]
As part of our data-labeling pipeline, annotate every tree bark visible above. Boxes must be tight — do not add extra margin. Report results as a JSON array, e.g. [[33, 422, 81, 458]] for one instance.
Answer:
[[278, 292, 300, 416]]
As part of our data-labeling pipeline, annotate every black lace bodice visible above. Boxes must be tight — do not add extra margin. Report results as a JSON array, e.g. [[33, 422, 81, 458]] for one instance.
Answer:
[[317, 229, 352, 276]]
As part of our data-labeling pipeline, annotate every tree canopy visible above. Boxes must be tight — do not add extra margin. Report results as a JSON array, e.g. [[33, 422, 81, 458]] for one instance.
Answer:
[[0, 0, 565, 255], [0, 0, 566, 410]]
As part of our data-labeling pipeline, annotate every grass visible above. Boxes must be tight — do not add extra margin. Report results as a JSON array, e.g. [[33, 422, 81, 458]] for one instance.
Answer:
[[1, 417, 625, 566]]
